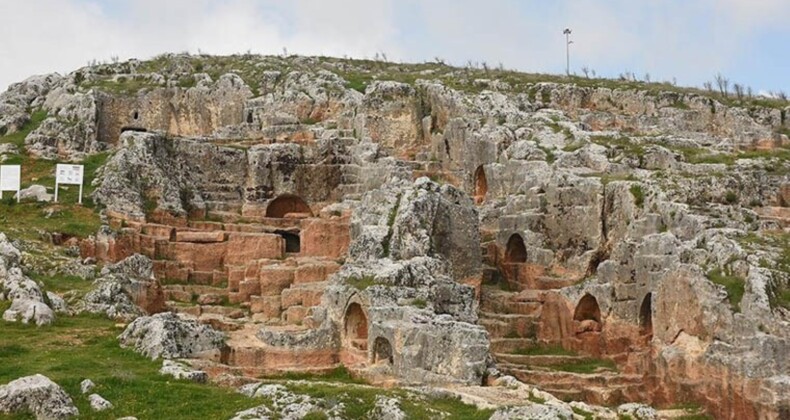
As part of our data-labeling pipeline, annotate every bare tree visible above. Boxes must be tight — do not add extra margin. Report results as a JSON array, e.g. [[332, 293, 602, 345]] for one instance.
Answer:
[[733, 83, 745, 100], [703, 81, 714, 93], [110, 55, 120, 64], [433, 57, 446, 65], [747, 86, 753, 98], [672, 77, 677, 86], [581, 66, 590, 78], [778, 91, 788, 101], [644, 73, 651, 83], [482, 61, 490, 73], [591, 69, 597, 78], [714, 73, 730, 97]]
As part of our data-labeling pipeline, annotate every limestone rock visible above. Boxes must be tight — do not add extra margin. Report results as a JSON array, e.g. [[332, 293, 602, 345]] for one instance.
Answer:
[[2, 299, 55, 326], [79, 379, 95, 394], [159, 360, 208, 383], [0, 374, 79, 419], [0, 234, 57, 326], [88, 393, 113, 412], [81, 254, 163, 320], [366, 396, 406, 420], [617, 403, 658, 420], [489, 404, 573, 420], [16, 185, 53, 203], [117, 312, 226, 360]]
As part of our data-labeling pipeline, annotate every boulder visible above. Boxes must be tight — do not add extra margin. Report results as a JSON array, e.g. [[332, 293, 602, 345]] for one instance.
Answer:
[[88, 394, 113, 412], [79, 379, 95, 394], [365, 396, 406, 420], [81, 254, 163, 320], [16, 185, 53, 203], [159, 360, 208, 383], [490, 404, 573, 420], [118, 313, 225, 360], [0, 374, 79, 419]]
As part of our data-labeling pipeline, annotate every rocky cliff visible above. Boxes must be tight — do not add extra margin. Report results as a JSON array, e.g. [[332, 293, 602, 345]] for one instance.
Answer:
[[2, 53, 790, 419]]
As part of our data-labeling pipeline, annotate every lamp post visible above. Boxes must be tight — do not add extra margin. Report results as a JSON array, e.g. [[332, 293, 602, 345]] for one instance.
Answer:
[[563, 28, 573, 76]]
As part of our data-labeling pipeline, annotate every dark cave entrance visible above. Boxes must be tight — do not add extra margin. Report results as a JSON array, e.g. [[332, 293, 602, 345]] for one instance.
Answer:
[[473, 165, 488, 204], [640, 293, 653, 336], [574, 294, 602, 323], [372, 337, 393, 365], [275, 230, 301, 253], [504, 234, 527, 264]]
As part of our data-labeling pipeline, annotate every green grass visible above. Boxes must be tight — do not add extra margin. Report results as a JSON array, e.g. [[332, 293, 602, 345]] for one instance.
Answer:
[[260, 366, 365, 385], [512, 344, 577, 356], [573, 406, 595, 420], [707, 268, 745, 312], [345, 275, 378, 290], [0, 110, 48, 148], [381, 194, 402, 257], [0, 314, 256, 419], [28, 273, 94, 294], [527, 394, 546, 404], [412, 298, 427, 309], [0, 143, 109, 241], [546, 357, 618, 374], [630, 184, 645, 208], [591, 135, 644, 157]]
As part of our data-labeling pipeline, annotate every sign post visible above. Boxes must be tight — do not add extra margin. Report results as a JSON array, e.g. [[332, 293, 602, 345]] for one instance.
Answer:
[[55, 164, 84, 204], [0, 165, 21, 203]]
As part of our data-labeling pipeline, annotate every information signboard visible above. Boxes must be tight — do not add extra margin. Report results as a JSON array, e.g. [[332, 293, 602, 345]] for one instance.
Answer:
[[55, 164, 84, 204], [0, 165, 21, 202]]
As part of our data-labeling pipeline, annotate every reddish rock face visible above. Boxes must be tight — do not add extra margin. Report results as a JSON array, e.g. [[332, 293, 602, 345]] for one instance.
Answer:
[[301, 217, 350, 259]]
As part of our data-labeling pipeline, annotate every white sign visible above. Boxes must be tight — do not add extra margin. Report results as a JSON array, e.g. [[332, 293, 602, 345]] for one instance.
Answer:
[[55, 164, 84, 204], [0, 165, 21, 202], [56, 164, 84, 185]]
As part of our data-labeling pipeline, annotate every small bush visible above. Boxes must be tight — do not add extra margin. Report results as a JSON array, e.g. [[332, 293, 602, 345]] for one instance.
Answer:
[[725, 191, 738, 204]]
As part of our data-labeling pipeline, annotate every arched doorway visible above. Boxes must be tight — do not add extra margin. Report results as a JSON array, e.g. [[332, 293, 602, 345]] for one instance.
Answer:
[[344, 303, 368, 351], [265, 195, 313, 218], [473, 165, 488, 204], [372, 337, 393, 365], [574, 294, 601, 323], [639, 293, 653, 336], [504, 234, 527, 263]]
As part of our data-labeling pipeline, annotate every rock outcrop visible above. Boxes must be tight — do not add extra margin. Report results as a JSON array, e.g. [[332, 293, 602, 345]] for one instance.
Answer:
[[4, 53, 790, 418], [118, 312, 225, 360], [81, 253, 164, 320], [0, 374, 79, 419], [0, 233, 57, 326]]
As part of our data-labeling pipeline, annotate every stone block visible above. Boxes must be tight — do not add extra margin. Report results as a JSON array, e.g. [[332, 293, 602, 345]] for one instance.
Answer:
[[250, 295, 282, 319], [225, 233, 283, 265], [301, 218, 350, 259], [259, 266, 295, 296]]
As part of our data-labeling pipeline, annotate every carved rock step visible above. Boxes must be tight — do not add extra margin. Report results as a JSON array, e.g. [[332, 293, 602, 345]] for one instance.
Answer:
[[166, 301, 247, 321], [489, 338, 538, 354], [500, 363, 647, 405], [164, 284, 229, 303], [500, 364, 643, 388], [478, 311, 539, 338], [221, 324, 340, 376], [480, 287, 542, 315], [494, 353, 593, 366]]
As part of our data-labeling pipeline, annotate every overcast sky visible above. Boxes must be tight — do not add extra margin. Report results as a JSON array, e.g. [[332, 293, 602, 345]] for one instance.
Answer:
[[1, 0, 788, 94]]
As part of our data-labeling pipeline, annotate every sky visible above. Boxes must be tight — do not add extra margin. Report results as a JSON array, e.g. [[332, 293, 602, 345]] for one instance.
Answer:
[[1, 0, 788, 94]]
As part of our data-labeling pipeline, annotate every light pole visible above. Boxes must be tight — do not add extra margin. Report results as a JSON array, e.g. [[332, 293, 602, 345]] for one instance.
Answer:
[[563, 28, 573, 76]]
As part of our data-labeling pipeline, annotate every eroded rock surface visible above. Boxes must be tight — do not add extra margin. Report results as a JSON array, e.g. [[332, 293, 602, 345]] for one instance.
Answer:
[[118, 312, 225, 360], [0, 374, 79, 419]]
